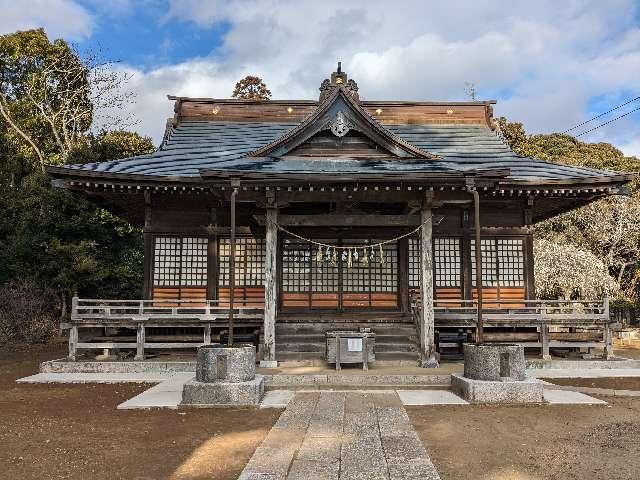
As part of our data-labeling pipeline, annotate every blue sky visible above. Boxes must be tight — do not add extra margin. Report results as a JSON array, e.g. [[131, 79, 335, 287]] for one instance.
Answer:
[[1, 0, 639, 156]]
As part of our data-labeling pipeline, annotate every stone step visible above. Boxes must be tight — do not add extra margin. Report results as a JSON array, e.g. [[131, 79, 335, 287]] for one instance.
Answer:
[[276, 322, 415, 330], [275, 333, 417, 344], [375, 343, 418, 353], [276, 325, 418, 336], [375, 351, 419, 361], [276, 334, 326, 344], [276, 343, 325, 353]]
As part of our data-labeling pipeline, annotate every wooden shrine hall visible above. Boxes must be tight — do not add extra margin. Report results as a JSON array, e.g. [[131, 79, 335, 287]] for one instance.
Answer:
[[48, 65, 631, 366]]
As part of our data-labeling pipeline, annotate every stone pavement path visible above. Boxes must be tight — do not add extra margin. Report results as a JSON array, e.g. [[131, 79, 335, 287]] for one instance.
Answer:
[[238, 391, 440, 480]]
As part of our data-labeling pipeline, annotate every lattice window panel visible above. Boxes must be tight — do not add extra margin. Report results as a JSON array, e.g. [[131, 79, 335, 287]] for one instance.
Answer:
[[471, 238, 524, 287], [409, 237, 461, 289], [471, 239, 497, 287], [497, 238, 525, 287], [342, 239, 370, 293], [368, 241, 398, 293], [282, 240, 311, 292], [219, 237, 266, 287], [153, 237, 207, 287], [311, 243, 339, 293], [408, 238, 421, 289], [434, 238, 461, 288]]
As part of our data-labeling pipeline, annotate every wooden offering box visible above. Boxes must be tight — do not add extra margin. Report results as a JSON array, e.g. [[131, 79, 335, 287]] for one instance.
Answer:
[[326, 331, 375, 370]]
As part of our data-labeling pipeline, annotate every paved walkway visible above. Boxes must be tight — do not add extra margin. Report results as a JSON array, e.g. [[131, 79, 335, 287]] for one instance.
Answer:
[[238, 391, 440, 480]]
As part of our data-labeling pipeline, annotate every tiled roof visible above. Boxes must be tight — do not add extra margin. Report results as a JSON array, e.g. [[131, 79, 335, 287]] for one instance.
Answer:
[[58, 120, 624, 182]]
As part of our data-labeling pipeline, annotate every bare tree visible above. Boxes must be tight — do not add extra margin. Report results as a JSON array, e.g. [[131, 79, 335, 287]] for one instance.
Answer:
[[0, 45, 135, 171]]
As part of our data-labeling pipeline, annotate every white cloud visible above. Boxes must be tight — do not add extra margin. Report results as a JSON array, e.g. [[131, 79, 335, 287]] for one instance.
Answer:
[[0, 0, 93, 39], [621, 139, 640, 158], [109, 0, 640, 149]]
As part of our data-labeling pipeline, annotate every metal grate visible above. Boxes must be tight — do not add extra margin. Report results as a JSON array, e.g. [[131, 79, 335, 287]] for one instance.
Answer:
[[219, 237, 266, 287], [153, 237, 207, 287]]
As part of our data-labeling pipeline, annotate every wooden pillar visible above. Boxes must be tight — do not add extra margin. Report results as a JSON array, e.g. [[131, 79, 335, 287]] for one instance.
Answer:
[[68, 325, 78, 361], [261, 205, 278, 367], [419, 196, 438, 367], [540, 324, 551, 360], [603, 296, 613, 359], [206, 207, 219, 301], [143, 191, 153, 300], [228, 179, 240, 346], [398, 237, 410, 314], [135, 322, 145, 361], [471, 188, 484, 344]]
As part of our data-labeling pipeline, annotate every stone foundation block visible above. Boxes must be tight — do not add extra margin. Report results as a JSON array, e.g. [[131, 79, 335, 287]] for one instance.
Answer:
[[181, 375, 264, 407], [451, 374, 544, 404]]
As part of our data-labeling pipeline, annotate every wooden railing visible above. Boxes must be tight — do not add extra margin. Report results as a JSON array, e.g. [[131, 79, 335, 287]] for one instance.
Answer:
[[66, 297, 264, 361], [410, 295, 615, 359]]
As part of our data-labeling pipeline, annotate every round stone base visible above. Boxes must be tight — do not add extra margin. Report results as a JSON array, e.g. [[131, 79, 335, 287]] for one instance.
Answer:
[[451, 374, 544, 404], [181, 375, 265, 407], [196, 344, 256, 383], [463, 343, 526, 381]]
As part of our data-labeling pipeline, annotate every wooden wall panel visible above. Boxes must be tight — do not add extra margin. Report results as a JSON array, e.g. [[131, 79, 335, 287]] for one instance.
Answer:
[[177, 99, 492, 126]]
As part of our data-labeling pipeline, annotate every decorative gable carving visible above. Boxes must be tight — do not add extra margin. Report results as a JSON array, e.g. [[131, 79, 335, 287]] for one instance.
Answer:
[[330, 111, 350, 137], [248, 65, 436, 160]]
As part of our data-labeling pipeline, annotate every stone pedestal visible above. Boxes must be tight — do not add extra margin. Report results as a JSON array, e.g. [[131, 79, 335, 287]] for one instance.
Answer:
[[182, 376, 264, 407], [452, 343, 544, 404], [181, 344, 264, 407]]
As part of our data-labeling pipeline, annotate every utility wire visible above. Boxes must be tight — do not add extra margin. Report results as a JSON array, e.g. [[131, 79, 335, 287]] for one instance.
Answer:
[[574, 105, 640, 137], [563, 96, 640, 134]]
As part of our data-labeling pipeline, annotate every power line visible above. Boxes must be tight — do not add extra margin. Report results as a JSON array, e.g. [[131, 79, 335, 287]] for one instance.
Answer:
[[574, 105, 640, 137], [563, 95, 640, 133]]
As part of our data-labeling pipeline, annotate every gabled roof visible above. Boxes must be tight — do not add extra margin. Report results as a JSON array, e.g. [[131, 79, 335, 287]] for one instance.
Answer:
[[46, 66, 633, 188], [248, 86, 437, 160], [50, 121, 631, 185]]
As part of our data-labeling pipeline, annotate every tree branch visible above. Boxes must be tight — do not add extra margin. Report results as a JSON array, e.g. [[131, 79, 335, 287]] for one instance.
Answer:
[[0, 95, 46, 172]]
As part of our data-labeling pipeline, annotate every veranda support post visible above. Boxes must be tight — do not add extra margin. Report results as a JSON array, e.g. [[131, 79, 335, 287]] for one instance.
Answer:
[[470, 186, 484, 344], [261, 205, 278, 367], [228, 179, 240, 346], [420, 194, 437, 367]]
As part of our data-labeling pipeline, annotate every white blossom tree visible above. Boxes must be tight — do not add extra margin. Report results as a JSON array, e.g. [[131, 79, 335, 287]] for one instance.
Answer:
[[534, 238, 619, 300]]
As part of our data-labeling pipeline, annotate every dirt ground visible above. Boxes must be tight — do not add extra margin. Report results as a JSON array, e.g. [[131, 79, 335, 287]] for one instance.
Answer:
[[0, 343, 280, 480], [409, 397, 640, 480], [543, 376, 640, 390]]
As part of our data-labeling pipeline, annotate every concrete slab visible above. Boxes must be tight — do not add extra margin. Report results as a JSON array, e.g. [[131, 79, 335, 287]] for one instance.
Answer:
[[260, 390, 295, 409], [527, 368, 640, 378], [16, 372, 188, 384], [117, 380, 189, 410], [543, 389, 607, 405], [397, 389, 469, 405]]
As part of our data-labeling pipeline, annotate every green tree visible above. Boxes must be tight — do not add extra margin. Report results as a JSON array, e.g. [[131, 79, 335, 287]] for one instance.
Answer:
[[232, 75, 271, 100], [494, 117, 640, 303], [67, 130, 154, 164], [0, 28, 150, 337]]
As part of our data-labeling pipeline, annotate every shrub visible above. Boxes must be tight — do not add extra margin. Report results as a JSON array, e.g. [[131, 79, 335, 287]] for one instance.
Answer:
[[0, 280, 58, 344]]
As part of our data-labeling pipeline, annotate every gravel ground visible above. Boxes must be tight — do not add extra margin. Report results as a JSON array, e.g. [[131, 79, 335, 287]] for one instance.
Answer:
[[0, 344, 280, 480], [409, 398, 640, 480]]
